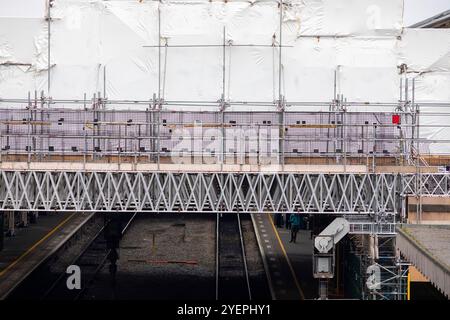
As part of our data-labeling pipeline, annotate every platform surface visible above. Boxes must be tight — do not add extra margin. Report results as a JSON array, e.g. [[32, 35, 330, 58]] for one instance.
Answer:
[[252, 213, 318, 300], [397, 224, 450, 299], [275, 225, 317, 299], [0, 212, 92, 299]]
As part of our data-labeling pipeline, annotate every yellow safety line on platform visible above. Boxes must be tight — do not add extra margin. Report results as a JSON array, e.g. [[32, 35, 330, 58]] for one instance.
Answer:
[[0, 213, 76, 277], [267, 213, 305, 300], [407, 267, 410, 300]]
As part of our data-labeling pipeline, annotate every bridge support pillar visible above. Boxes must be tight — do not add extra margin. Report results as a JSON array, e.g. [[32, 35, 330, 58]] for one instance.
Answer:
[[29, 212, 38, 224], [19, 212, 28, 228], [319, 280, 328, 300], [6, 212, 15, 237], [0, 212, 4, 251]]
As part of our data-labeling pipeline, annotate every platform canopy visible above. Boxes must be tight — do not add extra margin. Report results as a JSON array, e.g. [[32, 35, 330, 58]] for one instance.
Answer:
[[397, 224, 450, 299]]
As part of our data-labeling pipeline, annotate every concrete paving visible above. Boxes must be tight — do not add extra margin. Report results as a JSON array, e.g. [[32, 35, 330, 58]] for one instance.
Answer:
[[276, 226, 317, 299], [401, 225, 450, 267], [397, 224, 450, 299], [251, 213, 305, 300], [1, 213, 71, 270]]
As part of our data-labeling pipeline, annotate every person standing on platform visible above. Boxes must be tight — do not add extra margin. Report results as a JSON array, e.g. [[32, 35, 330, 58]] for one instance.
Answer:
[[289, 213, 301, 243]]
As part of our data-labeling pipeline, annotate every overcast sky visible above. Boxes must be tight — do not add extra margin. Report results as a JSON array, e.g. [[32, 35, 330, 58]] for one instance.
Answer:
[[404, 0, 450, 26], [1, 0, 450, 27]]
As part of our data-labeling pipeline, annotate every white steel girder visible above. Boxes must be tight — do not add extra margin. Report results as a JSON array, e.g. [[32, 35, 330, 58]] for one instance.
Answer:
[[0, 171, 403, 213], [0, 171, 447, 214], [401, 173, 450, 197]]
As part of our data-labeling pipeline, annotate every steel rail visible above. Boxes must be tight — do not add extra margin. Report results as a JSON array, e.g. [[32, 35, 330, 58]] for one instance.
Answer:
[[41, 212, 137, 300]]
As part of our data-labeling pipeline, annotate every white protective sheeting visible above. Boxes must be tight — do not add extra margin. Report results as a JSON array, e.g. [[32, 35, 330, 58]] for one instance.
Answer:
[[399, 29, 450, 73], [415, 72, 450, 155], [0, 17, 48, 97], [0, 0, 46, 19], [0, 0, 408, 103], [284, 0, 404, 37], [0, 0, 450, 152], [161, 2, 280, 102], [49, 0, 159, 99], [399, 29, 450, 154]]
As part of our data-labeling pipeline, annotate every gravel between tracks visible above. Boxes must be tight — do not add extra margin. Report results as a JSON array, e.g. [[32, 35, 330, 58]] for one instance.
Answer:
[[118, 214, 215, 277], [84, 214, 216, 299]]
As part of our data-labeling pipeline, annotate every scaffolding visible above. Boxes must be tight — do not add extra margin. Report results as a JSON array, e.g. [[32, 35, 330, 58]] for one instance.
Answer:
[[0, 81, 449, 301], [1, 0, 450, 301], [0, 79, 440, 168], [0, 100, 411, 167]]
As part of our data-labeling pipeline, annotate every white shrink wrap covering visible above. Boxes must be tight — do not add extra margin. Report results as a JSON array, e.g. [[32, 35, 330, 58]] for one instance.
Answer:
[[399, 29, 450, 73], [284, 0, 403, 37], [414, 72, 450, 103], [419, 107, 450, 155], [50, 0, 160, 100], [0, 18, 48, 98], [161, 2, 279, 102], [0, 0, 46, 19], [283, 34, 400, 104], [339, 67, 400, 105], [0, 0, 450, 153], [0, 0, 409, 103], [414, 72, 450, 154]]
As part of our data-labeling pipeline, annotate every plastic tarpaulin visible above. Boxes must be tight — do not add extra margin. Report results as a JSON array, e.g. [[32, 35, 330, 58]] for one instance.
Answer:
[[1, 0, 450, 152], [0, 0, 409, 103], [283, 0, 403, 37], [399, 29, 450, 73], [399, 29, 450, 154]]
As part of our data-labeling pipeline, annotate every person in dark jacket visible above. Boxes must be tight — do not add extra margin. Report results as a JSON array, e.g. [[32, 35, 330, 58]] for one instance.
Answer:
[[289, 213, 301, 243]]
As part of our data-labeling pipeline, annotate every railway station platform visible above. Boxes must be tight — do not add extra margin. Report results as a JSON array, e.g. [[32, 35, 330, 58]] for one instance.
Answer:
[[274, 225, 317, 299], [396, 224, 450, 299], [0, 212, 92, 299], [251, 213, 313, 300]]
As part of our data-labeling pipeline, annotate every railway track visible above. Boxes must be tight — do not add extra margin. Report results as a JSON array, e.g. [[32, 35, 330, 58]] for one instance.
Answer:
[[216, 213, 252, 300], [41, 213, 136, 300], [7, 213, 270, 300]]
